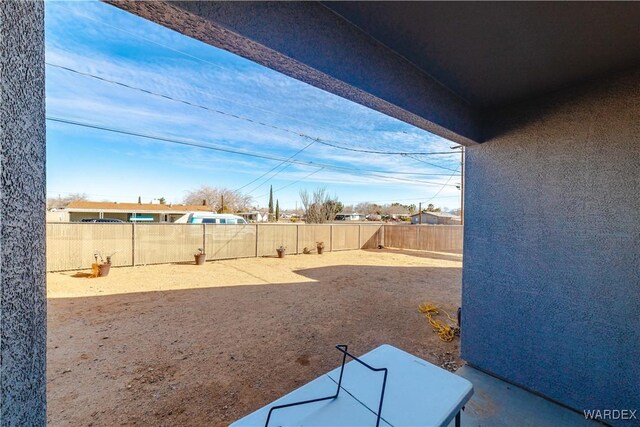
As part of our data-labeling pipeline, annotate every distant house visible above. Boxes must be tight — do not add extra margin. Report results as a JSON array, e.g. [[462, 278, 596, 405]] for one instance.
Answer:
[[46, 209, 70, 222], [61, 201, 214, 223], [238, 210, 269, 223], [411, 211, 461, 225], [335, 212, 363, 221], [390, 213, 412, 221]]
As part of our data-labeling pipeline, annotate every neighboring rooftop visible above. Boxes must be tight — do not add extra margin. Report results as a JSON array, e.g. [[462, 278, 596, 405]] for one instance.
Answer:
[[412, 211, 460, 218], [65, 201, 213, 213]]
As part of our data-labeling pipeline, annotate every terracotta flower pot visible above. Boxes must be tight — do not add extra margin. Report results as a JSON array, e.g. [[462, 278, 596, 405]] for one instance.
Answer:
[[276, 248, 286, 258], [98, 263, 111, 277], [317, 246, 324, 254], [194, 253, 206, 265]]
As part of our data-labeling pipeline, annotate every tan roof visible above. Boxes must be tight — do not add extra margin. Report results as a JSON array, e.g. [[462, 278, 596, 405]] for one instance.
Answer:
[[411, 211, 460, 218], [66, 201, 213, 212]]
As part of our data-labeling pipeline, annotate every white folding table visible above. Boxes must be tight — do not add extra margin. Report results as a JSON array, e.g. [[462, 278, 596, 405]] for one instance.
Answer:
[[230, 344, 473, 427]]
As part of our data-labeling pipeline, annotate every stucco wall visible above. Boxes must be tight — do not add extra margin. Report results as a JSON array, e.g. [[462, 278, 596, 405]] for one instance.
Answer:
[[0, 1, 47, 424], [462, 70, 640, 419]]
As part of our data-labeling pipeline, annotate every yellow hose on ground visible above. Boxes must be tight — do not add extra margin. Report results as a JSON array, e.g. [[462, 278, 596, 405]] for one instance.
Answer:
[[90, 263, 100, 278], [418, 303, 460, 342]]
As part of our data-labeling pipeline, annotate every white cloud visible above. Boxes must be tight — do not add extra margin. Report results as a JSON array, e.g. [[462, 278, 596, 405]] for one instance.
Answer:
[[45, 0, 462, 209]]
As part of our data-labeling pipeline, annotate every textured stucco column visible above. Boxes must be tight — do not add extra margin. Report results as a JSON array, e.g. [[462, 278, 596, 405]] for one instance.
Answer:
[[0, 1, 47, 424], [462, 70, 639, 423]]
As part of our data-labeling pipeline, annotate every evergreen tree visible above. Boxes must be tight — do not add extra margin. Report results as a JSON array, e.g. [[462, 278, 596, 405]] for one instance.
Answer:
[[275, 200, 280, 222], [268, 185, 274, 221]]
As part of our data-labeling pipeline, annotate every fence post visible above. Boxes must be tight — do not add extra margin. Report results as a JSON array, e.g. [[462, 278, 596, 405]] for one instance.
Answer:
[[255, 224, 259, 257], [202, 224, 207, 260], [416, 225, 419, 250], [296, 224, 299, 254], [358, 224, 362, 249], [131, 222, 136, 266], [330, 224, 334, 252]]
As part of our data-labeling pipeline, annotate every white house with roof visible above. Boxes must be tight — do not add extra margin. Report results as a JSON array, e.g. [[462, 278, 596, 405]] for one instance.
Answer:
[[237, 210, 269, 223], [411, 211, 461, 225], [61, 201, 215, 223]]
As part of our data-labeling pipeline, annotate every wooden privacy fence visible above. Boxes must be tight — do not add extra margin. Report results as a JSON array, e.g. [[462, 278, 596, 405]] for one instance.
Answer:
[[383, 225, 463, 253], [46, 223, 462, 272], [46, 223, 383, 272]]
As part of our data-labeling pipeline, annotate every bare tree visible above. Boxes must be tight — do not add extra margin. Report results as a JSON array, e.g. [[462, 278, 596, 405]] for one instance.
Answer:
[[387, 203, 410, 216], [47, 193, 88, 210], [353, 201, 417, 219], [355, 202, 384, 215], [299, 187, 341, 223], [183, 185, 253, 213]]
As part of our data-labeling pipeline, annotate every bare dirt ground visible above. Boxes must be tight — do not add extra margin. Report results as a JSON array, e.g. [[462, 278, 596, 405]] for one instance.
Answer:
[[47, 249, 462, 426]]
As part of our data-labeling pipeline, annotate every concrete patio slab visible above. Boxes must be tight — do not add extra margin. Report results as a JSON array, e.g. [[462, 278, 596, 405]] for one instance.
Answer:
[[450, 365, 601, 427]]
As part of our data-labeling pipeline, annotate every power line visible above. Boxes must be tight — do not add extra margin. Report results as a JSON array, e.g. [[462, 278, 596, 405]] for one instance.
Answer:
[[260, 168, 325, 198], [419, 167, 461, 206], [234, 139, 316, 192], [309, 136, 457, 155], [246, 162, 292, 195], [56, 5, 456, 156], [46, 189, 165, 202], [246, 162, 290, 195], [342, 195, 460, 204], [403, 154, 459, 172], [47, 62, 458, 160], [47, 188, 459, 206], [46, 117, 459, 187]]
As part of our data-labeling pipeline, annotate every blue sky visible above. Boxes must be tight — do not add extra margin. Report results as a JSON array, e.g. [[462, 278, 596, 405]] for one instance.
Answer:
[[45, 1, 462, 210]]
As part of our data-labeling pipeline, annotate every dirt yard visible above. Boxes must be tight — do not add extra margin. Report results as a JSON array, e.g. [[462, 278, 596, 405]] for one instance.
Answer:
[[47, 248, 462, 426]]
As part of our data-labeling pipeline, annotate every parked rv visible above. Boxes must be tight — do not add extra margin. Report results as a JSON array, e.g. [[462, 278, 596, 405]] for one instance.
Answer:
[[174, 213, 248, 225]]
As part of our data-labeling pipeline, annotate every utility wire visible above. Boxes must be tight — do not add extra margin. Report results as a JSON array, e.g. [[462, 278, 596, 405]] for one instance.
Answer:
[[47, 62, 458, 160], [234, 139, 316, 192], [47, 12, 459, 191], [46, 116, 455, 179], [56, 6, 456, 156], [246, 161, 293, 195], [342, 195, 460, 204], [403, 154, 459, 172], [47, 189, 158, 201], [258, 168, 325, 198], [46, 117, 458, 187], [245, 162, 290, 195], [419, 167, 461, 206]]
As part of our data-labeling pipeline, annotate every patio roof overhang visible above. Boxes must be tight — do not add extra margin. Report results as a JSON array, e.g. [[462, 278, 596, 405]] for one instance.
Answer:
[[106, 1, 640, 145]]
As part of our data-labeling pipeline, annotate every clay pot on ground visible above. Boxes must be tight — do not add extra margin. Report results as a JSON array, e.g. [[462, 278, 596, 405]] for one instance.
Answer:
[[98, 263, 111, 277], [317, 245, 324, 255], [276, 248, 286, 258], [194, 253, 206, 265]]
